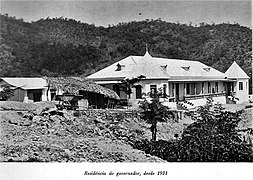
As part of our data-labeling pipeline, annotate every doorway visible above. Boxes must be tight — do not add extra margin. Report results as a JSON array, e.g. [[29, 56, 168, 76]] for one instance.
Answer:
[[226, 82, 234, 96], [28, 90, 42, 102], [175, 83, 179, 101]]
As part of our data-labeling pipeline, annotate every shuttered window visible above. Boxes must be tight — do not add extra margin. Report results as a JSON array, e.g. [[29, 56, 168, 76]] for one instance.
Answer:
[[239, 82, 243, 90]]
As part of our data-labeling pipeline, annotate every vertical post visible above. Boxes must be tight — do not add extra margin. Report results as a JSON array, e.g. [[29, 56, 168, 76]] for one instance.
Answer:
[[194, 83, 196, 95], [46, 83, 51, 101], [96, 93, 98, 109], [202, 82, 204, 94], [41, 89, 47, 101], [173, 83, 176, 100], [48, 89, 51, 101], [23, 90, 28, 103], [184, 83, 186, 98]]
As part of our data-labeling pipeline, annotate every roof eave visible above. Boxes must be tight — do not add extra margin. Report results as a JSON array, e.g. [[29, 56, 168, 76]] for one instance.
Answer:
[[87, 77, 126, 81]]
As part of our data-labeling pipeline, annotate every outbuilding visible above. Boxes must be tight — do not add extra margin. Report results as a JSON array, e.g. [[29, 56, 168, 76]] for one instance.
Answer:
[[0, 77, 47, 103]]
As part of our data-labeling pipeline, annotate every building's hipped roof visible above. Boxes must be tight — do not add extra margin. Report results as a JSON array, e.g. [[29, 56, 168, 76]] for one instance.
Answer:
[[87, 52, 227, 81], [225, 61, 250, 79], [88, 51, 170, 80], [153, 57, 226, 80], [46, 77, 119, 99], [0, 78, 47, 89], [128, 51, 170, 79]]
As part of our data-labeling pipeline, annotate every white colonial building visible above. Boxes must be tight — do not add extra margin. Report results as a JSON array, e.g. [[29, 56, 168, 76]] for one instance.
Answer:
[[87, 50, 250, 109]]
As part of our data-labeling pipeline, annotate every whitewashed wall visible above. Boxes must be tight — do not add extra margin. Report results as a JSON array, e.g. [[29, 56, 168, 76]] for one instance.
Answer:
[[234, 78, 249, 103]]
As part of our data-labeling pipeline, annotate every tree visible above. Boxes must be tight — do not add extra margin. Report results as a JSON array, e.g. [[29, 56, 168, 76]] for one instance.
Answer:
[[0, 85, 14, 100], [134, 99, 253, 161], [139, 89, 171, 141], [120, 75, 146, 107], [175, 100, 253, 161]]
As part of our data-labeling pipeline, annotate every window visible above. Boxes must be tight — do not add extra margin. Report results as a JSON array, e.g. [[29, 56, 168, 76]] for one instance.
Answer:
[[50, 89, 56, 100], [113, 84, 120, 96], [239, 82, 243, 90], [135, 85, 142, 99], [116, 63, 121, 71], [115, 63, 125, 71], [181, 66, 190, 71], [186, 83, 190, 95], [163, 84, 167, 98], [172, 83, 175, 97], [231, 83, 234, 92], [161, 65, 167, 70], [215, 82, 218, 93], [186, 83, 196, 95], [202, 82, 205, 94], [150, 85, 157, 98], [192, 83, 196, 95], [223, 82, 226, 92], [203, 67, 210, 72], [208, 82, 211, 93]]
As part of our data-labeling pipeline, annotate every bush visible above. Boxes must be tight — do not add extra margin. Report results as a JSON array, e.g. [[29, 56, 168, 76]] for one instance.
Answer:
[[0, 85, 14, 100], [133, 102, 253, 162], [133, 139, 180, 161]]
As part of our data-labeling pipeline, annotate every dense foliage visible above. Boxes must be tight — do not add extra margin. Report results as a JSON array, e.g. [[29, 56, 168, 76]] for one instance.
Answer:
[[0, 14, 252, 91], [0, 85, 14, 100], [134, 101, 253, 162]]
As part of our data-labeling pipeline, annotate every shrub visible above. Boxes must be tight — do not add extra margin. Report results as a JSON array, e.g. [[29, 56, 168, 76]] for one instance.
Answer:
[[133, 102, 253, 162], [0, 85, 14, 100], [176, 103, 253, 161]]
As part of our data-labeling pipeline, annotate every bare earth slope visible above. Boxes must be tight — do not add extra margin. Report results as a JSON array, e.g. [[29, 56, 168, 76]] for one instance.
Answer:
[[0, 102, 171, 162], [1, 101, 251, 162]]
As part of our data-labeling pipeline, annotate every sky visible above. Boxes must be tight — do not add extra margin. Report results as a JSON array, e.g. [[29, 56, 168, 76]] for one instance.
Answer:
[[0, 0, 252, 28]]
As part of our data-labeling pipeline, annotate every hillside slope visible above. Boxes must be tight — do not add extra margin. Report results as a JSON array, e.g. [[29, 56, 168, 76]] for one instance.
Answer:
[[0, 14, 252, 91], [0, 101, 191, 162]]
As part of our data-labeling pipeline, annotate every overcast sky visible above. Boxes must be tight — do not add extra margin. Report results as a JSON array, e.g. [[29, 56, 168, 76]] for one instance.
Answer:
[[1, 0, 252, 28]]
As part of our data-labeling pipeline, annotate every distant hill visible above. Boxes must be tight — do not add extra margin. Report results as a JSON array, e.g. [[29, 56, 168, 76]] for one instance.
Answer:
[[0, 14, 252, 92]]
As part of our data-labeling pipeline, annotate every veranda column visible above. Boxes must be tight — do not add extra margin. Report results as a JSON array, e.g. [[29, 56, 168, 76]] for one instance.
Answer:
[[194, 83, 197, 95], [41, 89, 47, 101], [184, 83, 186, 96], [173, 83, 176, 101], [23, 90, 28, 103]]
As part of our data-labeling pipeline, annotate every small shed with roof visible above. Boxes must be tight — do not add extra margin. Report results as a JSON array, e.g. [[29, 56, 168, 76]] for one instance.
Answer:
[[0, 77, 120, 108], [0, 77, 48, 102], [45, 77, 120, 109]]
